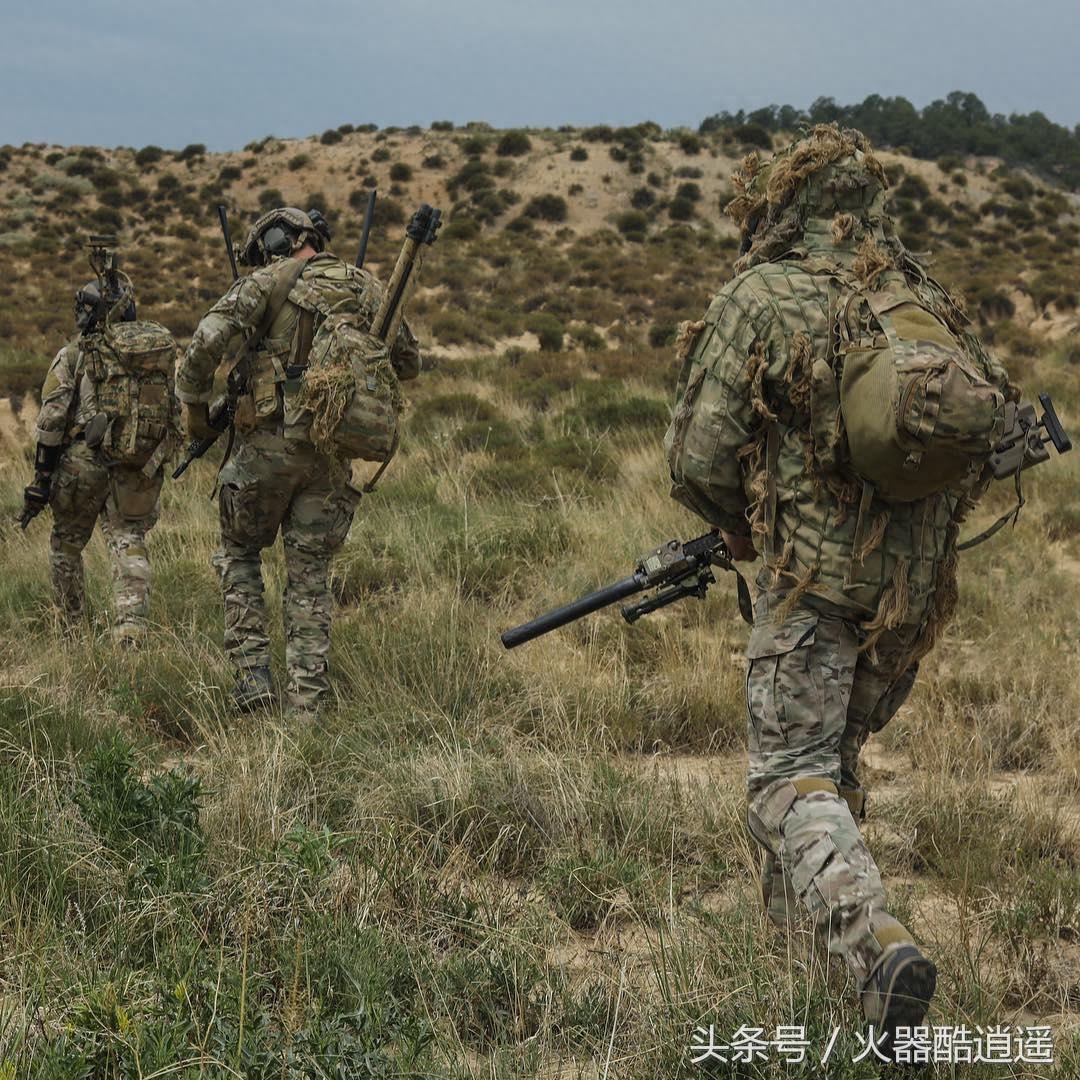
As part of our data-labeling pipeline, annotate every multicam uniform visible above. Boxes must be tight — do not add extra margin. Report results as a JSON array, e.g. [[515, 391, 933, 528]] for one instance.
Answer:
[[176, 252, 421, 713], [665, 129, 1012, 992], [35, 335, 177, 635]]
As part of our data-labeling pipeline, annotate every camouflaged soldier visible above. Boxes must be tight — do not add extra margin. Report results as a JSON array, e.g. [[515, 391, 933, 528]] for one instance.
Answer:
[[23, 277, 180, 645], [176, 207, 421, 716], [664, 126, 1016, 1047]]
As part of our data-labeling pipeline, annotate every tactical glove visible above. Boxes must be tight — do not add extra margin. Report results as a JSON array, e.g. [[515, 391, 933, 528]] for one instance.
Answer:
[[19, 475, 51, 529], [182, 401, 216, 442]]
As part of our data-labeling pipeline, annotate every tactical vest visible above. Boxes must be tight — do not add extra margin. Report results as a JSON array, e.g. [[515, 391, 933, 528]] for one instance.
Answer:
[[80, 320, 178, 470]]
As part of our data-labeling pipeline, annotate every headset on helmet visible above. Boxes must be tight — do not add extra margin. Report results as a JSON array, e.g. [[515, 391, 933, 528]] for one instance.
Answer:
[[239, 206, 331, 267]]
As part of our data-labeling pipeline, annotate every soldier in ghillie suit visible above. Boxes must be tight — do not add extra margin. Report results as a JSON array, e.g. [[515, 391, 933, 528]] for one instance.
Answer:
[[23, 275, 180, 645], [177, 208, 421, 716], [664, 125, 1017, 1047]]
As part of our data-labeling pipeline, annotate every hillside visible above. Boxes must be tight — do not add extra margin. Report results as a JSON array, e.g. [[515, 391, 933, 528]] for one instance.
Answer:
[[2, 120, 1080, 368], [0, 125, 1078, 1075]]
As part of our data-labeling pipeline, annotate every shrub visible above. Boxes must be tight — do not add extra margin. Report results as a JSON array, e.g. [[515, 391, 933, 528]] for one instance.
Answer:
[[373, 197, 406, 227], [288, 153, 310, 171], [732, 124, 771, 150], [219, 165, 242, 184], [371, 146, 391, 162], [134, 145, 163, 167], [569, 147, 588, 162], [443, 216, 480, 241], [320, 128, 343, 145], [649, 322, 676, 347], [522, 195, 568, 223], [647, 171, 664, 188], [1002, 175, 1036, 200], [390, 161, 413, 182], [678, 132, 703, 155], [175, 143, 206, 162], [526, 312, 565, 351], [674, 165, 703, 178], [574, 325, 606, 351], [568, 183, 583, 196], [431, 120, 454, 131], [422, 154, 445, 169], [895, 174, 930, 201], [496, 130, 532, 157], [337, 123, 354, 134], [459, 136, 489, 157], [615, 211, 648, 241], [258, 187, 284, 212], [630, 187, 655, 209], [582, 126, 614, 143], [675, 182, 701, 203], [348, 187, 374, 210], [668, 197, 696, 221]]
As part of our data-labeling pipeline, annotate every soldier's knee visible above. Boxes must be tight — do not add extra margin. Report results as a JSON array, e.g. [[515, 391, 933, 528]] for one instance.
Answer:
[[50, 534, 86, 559], [746, 775, 840, 852]]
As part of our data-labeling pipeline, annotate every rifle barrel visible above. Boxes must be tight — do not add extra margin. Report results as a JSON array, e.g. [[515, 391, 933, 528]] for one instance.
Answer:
[[217, 204, 239, 281], [500, 574, 646, 650], [356, 190, 376, 268]]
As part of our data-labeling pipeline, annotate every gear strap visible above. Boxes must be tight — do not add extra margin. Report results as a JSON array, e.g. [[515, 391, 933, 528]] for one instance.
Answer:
[[211, 258, 307, 494]]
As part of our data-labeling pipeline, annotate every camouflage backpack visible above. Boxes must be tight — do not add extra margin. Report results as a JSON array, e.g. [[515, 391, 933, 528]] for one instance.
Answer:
[[285, 260, 402, 463], [834, 271, 1008, 500], [82, 320, 178, 469]]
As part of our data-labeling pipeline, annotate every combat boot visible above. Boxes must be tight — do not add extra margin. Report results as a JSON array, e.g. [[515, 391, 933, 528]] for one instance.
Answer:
[[861, 939, 936, 1057], [232, 667, 277, 713], [112, 621, 147, 651]]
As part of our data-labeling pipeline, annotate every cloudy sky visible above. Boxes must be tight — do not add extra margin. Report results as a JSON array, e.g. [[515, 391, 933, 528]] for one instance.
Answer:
[[2, 0, 1077, 150]]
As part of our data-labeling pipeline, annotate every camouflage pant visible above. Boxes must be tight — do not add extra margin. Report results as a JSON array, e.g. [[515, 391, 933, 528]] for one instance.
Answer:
[[214, 431, 359, 712], [47, 440, 162, 629], [744, 589, 919, 985]]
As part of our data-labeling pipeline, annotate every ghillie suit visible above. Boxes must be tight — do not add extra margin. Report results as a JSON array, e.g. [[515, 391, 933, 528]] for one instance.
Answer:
[[664, 125, 1017, 1041]]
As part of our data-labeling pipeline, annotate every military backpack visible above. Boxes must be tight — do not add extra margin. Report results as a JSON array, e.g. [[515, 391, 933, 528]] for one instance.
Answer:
[[81, 320, 178, 469], [282, 260, 402, 463], [832, 273, 1007, 501]]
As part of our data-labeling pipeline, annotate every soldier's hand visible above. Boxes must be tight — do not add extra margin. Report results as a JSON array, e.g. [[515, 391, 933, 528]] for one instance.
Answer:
[[182, 401, 216, 442], [722, 530, 758, 562], [20, 477, 51, 527]]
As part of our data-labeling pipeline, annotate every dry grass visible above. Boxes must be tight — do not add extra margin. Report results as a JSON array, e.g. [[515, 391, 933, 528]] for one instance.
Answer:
[[0, 128, 1079, 1076]]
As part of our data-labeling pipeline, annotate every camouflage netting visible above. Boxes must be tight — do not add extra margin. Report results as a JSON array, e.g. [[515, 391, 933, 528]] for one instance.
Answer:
[[727, 124, 891, 274], [295, 360, 356, 458]]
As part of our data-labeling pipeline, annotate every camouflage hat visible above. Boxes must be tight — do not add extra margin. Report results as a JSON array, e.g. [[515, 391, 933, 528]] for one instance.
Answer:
[[727, 125, 891, 271], [240, 207, 324, 267]]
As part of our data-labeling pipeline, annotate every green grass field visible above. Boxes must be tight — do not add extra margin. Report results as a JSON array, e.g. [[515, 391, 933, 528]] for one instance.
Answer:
[[0, 336, 1078, 1077]]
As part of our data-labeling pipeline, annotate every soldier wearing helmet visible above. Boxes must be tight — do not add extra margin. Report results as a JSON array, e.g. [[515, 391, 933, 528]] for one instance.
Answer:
[[664, 125, 1016, 1053], [177, 206, 422, 716], [24, 260, 180, 645]]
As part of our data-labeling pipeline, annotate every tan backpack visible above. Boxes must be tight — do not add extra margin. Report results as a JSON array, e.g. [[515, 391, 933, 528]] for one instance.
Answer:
[[285, 262, 402, 463], [832, 276, 1008, 501], [82, 320, 178, 469]]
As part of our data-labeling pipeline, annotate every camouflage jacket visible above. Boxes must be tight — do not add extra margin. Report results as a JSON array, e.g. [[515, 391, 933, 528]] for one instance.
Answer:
[[177, 253, 422, 436], [664, 235, 1008, 643], [35, 339, 97, 448]]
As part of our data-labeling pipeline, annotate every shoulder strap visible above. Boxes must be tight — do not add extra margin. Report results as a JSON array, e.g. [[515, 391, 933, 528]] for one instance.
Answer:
[[250, 258, 307, 352]]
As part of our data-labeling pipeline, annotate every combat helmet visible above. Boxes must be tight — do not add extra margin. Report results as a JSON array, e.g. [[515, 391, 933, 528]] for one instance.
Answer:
[[74, 277, 136, 333], [726, 124, 892, 272], [239, 206, 332, 267]]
